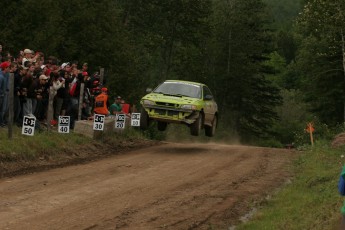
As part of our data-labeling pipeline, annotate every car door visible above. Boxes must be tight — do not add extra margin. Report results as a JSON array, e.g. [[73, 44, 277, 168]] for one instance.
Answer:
[[202, 86, 216, 125]]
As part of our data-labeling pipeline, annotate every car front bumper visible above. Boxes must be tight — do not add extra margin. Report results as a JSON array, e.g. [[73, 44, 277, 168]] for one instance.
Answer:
[[143, 105, 200, 125]]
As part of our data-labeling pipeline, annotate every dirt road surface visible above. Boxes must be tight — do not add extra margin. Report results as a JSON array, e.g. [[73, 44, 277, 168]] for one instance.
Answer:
[[0, 142, 295, 230]]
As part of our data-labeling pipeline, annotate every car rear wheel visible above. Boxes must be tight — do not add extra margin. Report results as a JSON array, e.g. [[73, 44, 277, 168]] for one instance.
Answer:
[[190, 114, 202, 136], [157, 121, 167, 131], [205, 115, 217, 137], [140, 108, 149, 130]]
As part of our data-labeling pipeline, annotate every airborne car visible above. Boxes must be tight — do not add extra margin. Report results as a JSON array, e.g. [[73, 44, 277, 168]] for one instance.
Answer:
[[140, 80, 218, 136]]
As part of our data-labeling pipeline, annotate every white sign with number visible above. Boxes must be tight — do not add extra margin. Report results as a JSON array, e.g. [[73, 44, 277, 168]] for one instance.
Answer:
[[22, 116, 36, 136], [131, 113, 141, 127], [58, 116, 70, 133], [115, 114, 126, 129], [93, 114, 105, 131]]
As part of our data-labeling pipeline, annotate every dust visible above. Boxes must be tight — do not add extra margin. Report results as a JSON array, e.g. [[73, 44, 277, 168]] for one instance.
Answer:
[[164, 123, 242, 146]]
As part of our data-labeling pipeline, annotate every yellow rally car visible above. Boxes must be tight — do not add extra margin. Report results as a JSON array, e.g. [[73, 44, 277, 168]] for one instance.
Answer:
[[140, 80, 218, 136]]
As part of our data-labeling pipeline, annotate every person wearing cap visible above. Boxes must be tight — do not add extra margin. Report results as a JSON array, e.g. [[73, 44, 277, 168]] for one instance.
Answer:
[[82, 62, 88, 72], [93, 87, 110, 115], [0, 61, 11, 126], [109, 96, 123, 116], [61, 62, 70, 70], [25, 74, 48, 119], [35, 74, 49, 121], [22, 48, 34, 66]]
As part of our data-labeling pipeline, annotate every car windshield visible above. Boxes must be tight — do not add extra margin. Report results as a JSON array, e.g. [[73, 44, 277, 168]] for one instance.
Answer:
[[153, 82, 202, 99]]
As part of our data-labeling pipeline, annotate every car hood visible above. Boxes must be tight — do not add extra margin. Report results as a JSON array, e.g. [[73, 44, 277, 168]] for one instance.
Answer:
[[142, 93, 201, 104]]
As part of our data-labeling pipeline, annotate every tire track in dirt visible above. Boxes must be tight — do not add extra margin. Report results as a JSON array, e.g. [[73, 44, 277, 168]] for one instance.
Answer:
[[0, 143, 296, 230]]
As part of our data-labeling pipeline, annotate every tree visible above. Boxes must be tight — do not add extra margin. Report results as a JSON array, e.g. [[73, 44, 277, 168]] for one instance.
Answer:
[[295, 0, 345, 125], [208, 0, 282, 141]]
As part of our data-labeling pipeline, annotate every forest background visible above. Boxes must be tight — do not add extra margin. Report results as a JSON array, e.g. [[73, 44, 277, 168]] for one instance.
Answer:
[[1, 0, 344, 147]]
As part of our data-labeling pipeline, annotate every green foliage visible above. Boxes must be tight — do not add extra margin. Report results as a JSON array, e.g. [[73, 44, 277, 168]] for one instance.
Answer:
[[263, 0, 302, 30], [294, 0, 345, 125], [0, 0, 306, 145], [269, 89, 312, 145], [237, 141, 343, 230], [208, 0, 283, 141]]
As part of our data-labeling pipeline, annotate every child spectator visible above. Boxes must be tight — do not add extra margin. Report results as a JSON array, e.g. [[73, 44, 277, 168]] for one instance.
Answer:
[[109, 96, 122, 115], [93, 87, 110, 115]]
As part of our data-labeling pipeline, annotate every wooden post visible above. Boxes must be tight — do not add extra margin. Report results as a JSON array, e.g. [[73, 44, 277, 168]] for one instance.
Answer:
[[78, 83, 85, 121], [310, 129, 314, 147], [8, 73, 14, 139], [47, 86, 55, 132], [306, 122, 315, 147], [100, 68, 104, 85]]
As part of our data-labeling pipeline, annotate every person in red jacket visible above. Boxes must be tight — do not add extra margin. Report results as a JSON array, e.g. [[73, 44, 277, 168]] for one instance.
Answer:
[[93, 87, 110, 115]]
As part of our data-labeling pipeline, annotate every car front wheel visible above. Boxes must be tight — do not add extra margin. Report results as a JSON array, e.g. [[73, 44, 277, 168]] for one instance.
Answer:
[[205, 115, 217, 137], [190, 114, 202, 136], [140, 108, 149, 130]]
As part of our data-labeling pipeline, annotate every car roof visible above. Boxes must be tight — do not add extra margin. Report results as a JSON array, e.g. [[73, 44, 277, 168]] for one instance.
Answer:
[[164, 80, 205, 87]]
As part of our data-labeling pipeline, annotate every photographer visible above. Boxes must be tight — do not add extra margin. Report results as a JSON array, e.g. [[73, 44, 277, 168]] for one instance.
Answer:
[[51, 71, 65, 120]]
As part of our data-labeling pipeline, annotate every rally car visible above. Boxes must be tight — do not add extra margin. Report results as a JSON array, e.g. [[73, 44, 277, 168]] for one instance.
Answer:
[[140, 80, 218, 136]]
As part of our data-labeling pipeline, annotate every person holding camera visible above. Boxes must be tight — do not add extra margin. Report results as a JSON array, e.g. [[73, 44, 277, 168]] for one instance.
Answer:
[[51, 71, 65, 120]]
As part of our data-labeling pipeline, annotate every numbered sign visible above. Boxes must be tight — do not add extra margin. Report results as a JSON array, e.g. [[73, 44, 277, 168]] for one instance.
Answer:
[[22, 116, 36, 136], [131, 113, 141, 127], [58, 116, 70, 133], [115, 114, 126, 129], [93, 114, 105, 131]]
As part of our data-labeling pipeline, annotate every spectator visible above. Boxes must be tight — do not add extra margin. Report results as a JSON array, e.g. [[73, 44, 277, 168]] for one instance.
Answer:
[[60, 62, 70, 71], [0, 44, 3, 62], [93, 87, 110, 115], [14, 65, 26, 125], [16, 52, 24, 67], [60, 67, 74, 116], [70, 60, 78, 71], [82, 72, 92, 115], [32, 74, 49, 121], [120, 98, 131, 115], [82, 62, 88, 73], [67, 72, 84, 129], [0, 61, 10, 126], [35, 51, 44, 67], [109, 96, 122, 115], [22, 49, 37, 66], [81, 101, 91, 120], [21, 63, 35, 116], [51, 72, 65, 120], [0, 46, 109, 127], [338, 165, 345, 228], [0, 61, 11, 127]]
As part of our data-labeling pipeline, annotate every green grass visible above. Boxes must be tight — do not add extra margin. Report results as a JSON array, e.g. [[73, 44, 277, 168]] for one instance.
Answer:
[[1, 126, 344, 229], [237, 140, 343, 230], [0, 125, 149, 161], [0, 127, 91, 160]]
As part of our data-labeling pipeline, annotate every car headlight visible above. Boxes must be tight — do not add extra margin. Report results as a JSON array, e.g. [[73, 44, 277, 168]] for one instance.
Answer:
[[142, 99, 154, 105], [181, 104, 197, 110]]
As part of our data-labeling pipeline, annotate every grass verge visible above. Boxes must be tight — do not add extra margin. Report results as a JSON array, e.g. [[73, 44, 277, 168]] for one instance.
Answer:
[[0, 127, 91, 161], [236, 140, 344, 230], [0, 126, 156, 177]]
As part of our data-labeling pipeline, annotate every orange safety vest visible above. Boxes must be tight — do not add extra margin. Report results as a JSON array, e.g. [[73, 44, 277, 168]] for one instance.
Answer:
[[94, 93, 109, 115]]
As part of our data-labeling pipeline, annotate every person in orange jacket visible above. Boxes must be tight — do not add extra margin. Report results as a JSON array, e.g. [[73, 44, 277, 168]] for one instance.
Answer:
[[93, 87, 110, 115]]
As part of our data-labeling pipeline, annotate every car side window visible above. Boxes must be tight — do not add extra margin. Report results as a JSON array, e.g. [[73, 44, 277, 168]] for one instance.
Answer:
[[203, 86, 213, 99]]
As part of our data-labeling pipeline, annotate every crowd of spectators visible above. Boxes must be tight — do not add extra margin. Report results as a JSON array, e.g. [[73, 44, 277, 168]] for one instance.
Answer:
[[0, 46, 113, 129]]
